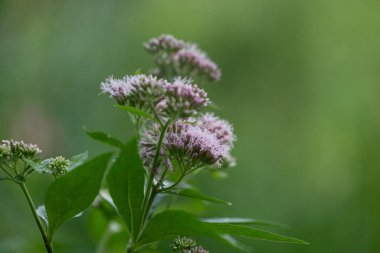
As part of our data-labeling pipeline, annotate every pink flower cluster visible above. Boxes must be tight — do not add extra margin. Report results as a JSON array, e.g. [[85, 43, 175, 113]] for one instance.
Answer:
[[145, 34, 221, 82], [101, 75, 208, 117], [140, 113, 235, 173], [0, 140, 42, 160]]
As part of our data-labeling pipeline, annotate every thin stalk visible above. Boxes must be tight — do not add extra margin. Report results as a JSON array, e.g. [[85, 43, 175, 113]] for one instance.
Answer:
[[20, 183, 54, 253]]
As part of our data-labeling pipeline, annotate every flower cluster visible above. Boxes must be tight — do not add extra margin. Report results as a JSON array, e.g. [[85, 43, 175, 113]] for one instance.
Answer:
[[200, 113, 236, 166], [46, 156, 70, 177], [102, 35, 235, 180], [101, 74, 168, 107], [172, 45, 221, 82], [102, 75, 208, 118], [140, 116, 235, 176], [0, 140, 42, 161], [158, 78, 209, 118], [171, 237, 209, 253], [144, 34, 185, 54], [145, 34, 221, 82]]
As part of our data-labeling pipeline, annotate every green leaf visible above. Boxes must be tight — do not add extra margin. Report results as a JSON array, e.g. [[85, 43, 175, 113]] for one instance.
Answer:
[[69, 151, 88, 170], [202, 218, 287, 228], [24, 158, 50, 174], [84, 128, 125, 149], [45, 152, 112, 238], [107, 138, 145, 241], [163, 188, 231, 206], [138, 210, 220, 246], [115, 105, 156, 121], [207, 223, 308, 244]]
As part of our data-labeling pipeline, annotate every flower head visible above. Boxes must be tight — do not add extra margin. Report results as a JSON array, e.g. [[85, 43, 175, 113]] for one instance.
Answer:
[[200, 113, 236, 167], [171, 237, 209, 253], [172, 237, 197, 251], [165, 122, 225, 169], [172, 44, 221, 81], [0, 141, 11, 160], [126, 74, 168, 107], [144, 34, 185, 54], [101, 76, 132, 105], [101, 74, 168, 113], [47, 156, 70, 177], [158, 78, 209, 118]]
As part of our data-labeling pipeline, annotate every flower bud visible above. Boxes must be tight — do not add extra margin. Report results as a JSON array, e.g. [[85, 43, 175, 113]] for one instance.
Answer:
[[47, 156, 70, 177]]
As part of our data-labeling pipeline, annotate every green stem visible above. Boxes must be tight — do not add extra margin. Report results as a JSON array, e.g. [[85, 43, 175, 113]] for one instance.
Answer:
[[20, 183, 54, 253]]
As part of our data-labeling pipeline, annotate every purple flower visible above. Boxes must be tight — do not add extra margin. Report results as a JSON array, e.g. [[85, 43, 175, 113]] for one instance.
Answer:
[[145, 34, 221, 82], [165, 122, 225, 169], [200, 113, 236, 167], [144, 34, 185, 54], [158, 78, 209, 118], [100, 76, 132, 105], [172, 45, 221, 81], [101, 74, 168, 112]]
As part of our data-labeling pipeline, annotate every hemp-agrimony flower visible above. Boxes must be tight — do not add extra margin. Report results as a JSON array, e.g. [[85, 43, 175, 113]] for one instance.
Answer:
[[200, 113, 236, 166], [101, 74, 168, 114], [164, 122, 225, 170], [145, 34, 221, 82], [158, 78, 209, 118], [47, 156, 70, 177], [144, 34, 185, 54], [172, 44, 221, 82], [1, 140, 42, 160], [101, 76, 132, 105]]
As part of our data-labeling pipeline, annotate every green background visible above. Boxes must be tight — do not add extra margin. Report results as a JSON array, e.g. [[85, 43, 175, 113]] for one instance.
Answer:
[[1, 0, 379, 252]]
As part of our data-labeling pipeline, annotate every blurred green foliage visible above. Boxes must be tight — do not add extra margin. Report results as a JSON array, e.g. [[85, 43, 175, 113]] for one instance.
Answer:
[[1, 0, 379, 252]]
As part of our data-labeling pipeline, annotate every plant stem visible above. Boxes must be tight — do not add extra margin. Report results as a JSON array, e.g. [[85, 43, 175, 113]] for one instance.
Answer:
[[20, 183, 54, 253]]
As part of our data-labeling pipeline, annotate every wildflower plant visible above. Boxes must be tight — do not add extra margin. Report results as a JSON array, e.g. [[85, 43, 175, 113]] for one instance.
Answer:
[[0, 34, 307, 253]]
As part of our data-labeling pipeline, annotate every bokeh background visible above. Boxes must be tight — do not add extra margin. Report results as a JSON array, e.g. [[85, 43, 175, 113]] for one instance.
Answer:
[[1, 0, 380, 252]]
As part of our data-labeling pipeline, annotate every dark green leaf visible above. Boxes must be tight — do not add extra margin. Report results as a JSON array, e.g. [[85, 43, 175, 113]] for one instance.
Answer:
[[138, 210, 220, 246], [107, 139, 145, 241], [24, 158, 50, 174], [84, 128, 125, 149], [115, 105, 155, 121], [69, 151, 88, 170], [207, 223, 308, 244], [45, 152, 112, 238], [164, 188, 231, 205], [202, 218, 287, 228]]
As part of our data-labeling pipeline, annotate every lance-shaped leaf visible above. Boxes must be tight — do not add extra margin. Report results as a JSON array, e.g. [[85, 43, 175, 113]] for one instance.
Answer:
[[85, 128, 125, 149], [207, 223, 308, 244], [45, 152, 112, 238], [163, 188, 231, 205], [202, 217, 287, 228], [107, 138, 145, 241]]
